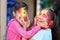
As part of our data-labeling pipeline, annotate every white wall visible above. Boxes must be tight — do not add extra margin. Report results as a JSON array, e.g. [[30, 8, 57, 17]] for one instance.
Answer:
[[1, 0, 6, 40]]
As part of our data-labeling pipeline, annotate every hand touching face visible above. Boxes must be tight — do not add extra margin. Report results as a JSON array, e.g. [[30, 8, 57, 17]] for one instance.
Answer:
[[37, 17, 49, 29], [16, 7, 30, 28], [34, 16, 49, 29]]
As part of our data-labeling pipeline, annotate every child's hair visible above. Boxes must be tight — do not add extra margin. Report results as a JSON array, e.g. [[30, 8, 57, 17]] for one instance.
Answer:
[[40, 8, 56, 28], [14, 2, 28, 12]]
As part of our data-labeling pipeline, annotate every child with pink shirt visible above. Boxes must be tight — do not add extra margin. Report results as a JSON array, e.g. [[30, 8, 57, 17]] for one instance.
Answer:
[[6, 2, 45, 40]]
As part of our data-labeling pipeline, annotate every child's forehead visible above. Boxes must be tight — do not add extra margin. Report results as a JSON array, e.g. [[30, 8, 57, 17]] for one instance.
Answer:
[[40, 10, 50, 20]]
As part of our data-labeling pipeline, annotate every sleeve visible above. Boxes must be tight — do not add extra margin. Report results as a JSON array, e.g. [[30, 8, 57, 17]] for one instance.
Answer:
[[12, 21, 41, 38]]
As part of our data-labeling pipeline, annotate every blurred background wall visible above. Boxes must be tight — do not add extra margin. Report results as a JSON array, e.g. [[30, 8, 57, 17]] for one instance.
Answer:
[[1, 0, 6, 40], [0, 1, 1, 39]]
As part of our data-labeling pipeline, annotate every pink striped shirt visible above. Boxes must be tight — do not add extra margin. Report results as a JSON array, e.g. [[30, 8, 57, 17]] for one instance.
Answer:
[[6, 19, 41, 40]]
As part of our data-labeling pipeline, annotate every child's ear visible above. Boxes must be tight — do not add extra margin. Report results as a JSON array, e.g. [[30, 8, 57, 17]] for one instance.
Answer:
[[49, 20, 53, 26]]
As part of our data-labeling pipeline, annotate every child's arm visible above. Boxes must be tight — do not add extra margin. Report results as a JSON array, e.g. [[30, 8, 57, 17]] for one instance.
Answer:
[[12, 21, 41, 39], [22, 28, 27, 40]]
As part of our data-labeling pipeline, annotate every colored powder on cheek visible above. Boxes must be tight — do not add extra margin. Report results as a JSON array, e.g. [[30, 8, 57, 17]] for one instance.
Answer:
[[18, 8, 26, 17]]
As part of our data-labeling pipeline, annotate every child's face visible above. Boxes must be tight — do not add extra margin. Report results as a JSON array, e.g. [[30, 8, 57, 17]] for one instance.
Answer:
[[16, 7, 30, 28], [37, 17, 50, 29], [17, 7, 29, 22], [37, 9, 53, 29]]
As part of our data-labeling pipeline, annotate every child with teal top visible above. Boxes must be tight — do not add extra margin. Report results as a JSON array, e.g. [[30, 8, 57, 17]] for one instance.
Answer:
[[29, 8, 55, 40]]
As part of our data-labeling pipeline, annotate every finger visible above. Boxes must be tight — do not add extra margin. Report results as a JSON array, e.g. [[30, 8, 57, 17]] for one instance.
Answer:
[[34, 16, 40, 25]]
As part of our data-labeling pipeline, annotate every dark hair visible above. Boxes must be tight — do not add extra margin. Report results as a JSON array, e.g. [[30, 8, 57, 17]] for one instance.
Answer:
[[48, 9, 56, 21], [14, 2, 28, 12], [49, 9, 58, 40], [48, 9, 56, 28]]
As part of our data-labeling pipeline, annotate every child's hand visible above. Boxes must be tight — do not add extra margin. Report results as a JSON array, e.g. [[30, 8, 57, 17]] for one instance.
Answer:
[[34, 16, 41, 25], [18, 15, 30, 28], [36, 17, 49, 29], [25, 15, 30, 28], [19, 17, 26, 27]]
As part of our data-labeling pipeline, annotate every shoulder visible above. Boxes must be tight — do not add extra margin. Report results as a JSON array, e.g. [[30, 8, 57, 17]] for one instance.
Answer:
[[38, 28, 51, 34], [8, 19, 18, 26], [45, 28, 51, 32]]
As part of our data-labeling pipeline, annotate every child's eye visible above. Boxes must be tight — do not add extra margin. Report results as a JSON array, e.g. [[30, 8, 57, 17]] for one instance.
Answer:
[[39, 21, 43, 22]]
